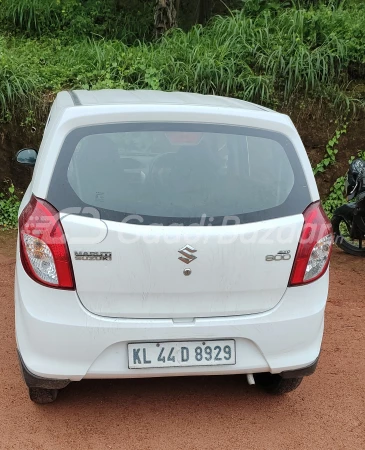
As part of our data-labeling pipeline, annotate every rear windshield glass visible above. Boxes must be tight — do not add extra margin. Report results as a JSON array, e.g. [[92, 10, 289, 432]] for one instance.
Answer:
[[47, 123, 310, 226]]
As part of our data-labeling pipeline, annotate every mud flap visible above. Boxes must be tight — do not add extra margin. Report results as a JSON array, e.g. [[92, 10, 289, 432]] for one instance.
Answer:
[[17, 350, 71, 390]]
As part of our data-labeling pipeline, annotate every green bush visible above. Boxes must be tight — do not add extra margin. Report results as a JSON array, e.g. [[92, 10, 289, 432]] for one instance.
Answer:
[[322, 175, 347, 218], [0, 185, 20, 229], [0, 0, 153, 42], [0, 37, 38, 119], [304, 3, 365, 65], [0, 0, 61, 34], [323, 150, 365, 217]]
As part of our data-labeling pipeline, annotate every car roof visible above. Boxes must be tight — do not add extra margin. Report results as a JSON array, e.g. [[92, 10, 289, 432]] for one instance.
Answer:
[[56, 89, 275, 113]]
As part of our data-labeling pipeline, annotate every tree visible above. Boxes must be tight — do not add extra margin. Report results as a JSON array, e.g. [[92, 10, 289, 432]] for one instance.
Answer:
[[154, 0, 179, 38]]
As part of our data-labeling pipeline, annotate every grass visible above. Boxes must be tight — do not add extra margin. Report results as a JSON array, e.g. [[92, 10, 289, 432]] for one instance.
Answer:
[[0, 37, 38, 119], [0, 0, 154, 41], [0, 3, 364, 122], [1, 0, 60, 35]]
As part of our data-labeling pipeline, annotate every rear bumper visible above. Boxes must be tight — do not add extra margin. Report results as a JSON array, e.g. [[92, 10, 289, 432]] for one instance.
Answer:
[[15, 261, 329, 382], [17, 350, 71, 389], [17, 351, 320, 390], [280, 355, 319, 379]]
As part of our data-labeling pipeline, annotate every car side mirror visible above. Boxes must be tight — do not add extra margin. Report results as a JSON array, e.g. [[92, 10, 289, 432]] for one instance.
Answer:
[[16, 148, 38, 166]]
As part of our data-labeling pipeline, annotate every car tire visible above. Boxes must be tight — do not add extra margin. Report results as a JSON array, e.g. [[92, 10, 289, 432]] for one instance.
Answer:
[[254, 373, 303, 394], [28, 387, 59, 404]]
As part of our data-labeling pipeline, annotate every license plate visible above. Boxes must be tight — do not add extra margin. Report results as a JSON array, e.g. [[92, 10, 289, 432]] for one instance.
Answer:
[[128, 340, 236, 369]]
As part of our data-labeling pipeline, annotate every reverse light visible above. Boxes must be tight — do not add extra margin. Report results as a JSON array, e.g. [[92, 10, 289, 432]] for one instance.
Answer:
[[289, 202, 333, 286], [19, 195, 75, 289]]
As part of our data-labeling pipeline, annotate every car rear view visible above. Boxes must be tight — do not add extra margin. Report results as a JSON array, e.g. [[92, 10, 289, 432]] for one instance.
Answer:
[[15, 90, 332, 403]]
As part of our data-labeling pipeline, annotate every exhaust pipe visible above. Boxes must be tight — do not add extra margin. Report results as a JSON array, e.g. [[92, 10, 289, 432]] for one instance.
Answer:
[[246, 373, 255, 385]]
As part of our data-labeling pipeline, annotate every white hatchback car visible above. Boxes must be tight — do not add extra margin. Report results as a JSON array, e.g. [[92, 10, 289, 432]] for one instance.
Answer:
[[15, 90, 332, 403]]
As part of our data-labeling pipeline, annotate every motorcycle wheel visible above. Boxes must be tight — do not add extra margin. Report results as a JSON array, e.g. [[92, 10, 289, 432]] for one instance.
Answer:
[[332, 214, 365, 256]]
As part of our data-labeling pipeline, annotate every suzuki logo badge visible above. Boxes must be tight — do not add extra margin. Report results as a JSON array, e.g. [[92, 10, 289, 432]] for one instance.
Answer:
[[178, 245, 197, 264]]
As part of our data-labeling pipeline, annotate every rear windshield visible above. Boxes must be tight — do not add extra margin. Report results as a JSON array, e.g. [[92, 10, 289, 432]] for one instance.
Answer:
[[47, 123, 310, 225]]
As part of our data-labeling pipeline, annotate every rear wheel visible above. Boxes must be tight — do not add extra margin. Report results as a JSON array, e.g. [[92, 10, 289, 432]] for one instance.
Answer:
[[254, 373, 302, 394], [332, 215, 365, 256], [28, 387, 58, 404]]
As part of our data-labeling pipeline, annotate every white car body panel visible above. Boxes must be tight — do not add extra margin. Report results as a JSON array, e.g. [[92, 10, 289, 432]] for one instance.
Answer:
[[61, 214, 304, 318], [15, 90, 327, 382]]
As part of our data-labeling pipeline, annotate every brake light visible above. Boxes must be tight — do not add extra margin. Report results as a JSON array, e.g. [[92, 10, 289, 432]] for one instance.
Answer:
[[165, 132, 203, 145], [289, 202, 333, 286], [19, 195, 75, 289]]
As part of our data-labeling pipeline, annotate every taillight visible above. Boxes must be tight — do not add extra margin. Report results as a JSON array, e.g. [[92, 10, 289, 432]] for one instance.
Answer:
[[289, 201, 333, 286], [19, 195, 75, 289]]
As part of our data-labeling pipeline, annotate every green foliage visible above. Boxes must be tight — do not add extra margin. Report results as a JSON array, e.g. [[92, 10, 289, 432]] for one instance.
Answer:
[[0, 184, 20, 229], [322, 175, 346, 217], [303, 2, 365, 66], [0, 2, 364, 122], [0, 0, 153, 42], [0, 37, 38, 120], [240, 0, 285, 17], [323, 150, 365, 217], [0, 0, 62, 34], [313, 124, 347, 175]]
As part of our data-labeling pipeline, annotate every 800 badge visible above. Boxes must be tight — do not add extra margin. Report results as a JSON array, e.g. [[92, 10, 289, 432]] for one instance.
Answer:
[[266, 250, 291, 261]]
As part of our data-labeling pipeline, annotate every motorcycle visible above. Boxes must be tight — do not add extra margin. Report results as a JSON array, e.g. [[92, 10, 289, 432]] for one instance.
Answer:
[[332, 158, 365, 256]]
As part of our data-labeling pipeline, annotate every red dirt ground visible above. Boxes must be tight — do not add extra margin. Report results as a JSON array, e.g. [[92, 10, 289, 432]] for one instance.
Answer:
[[0, 232, 363, 449]]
